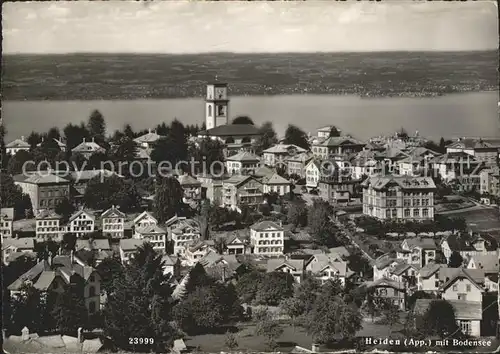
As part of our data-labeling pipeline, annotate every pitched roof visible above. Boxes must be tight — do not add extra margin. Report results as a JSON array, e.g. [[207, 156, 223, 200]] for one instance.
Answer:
[[362, 174, 436, 191], [177, 174, 201, 186], [2, 237, 35, 250], [441, 268, 485, 292], [162, 254, 179, 266], [430, 151, 480, 164], [135, 224, 166, 234], [365, 278, 406, 291], [35, 210, 61, 220], [467, 254, 499, 273], [119, 238, 145, 251], [71, 140, 105, 153], [14, 172, 70, 185], [200, 124, 261, 137], [226, 151, 260, 162], [263, 144, 307, 154], [373, 253, 402, 270], [250, 220, 283, 231], [264, 173, 291, 185], [134, 130, 164, 143], [414, 299, 482, 320], [253, 165, 276, 178], [100, 206, 126, 219], [6, 138, 30, 149], [391, 262, 418, 276], [418, 263, 446, 279], [267, 258, 304, 273], [316, 136, 365, 147], [403, 237, 437, 250], [0, 207, 14, 220], [188, 239, 216, 252], [307, 259, 351, 277], [69, 210, 95, 223], [223, 174, 261, 187], [75, 239, 111, 251], [133, 211, 158, 225]]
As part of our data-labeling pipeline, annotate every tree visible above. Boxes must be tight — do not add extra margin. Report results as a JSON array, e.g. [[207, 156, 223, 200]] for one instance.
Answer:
[[417, 300, 459, 338], [83, 176, 141, 212], [55, 198, 75, 224], [123, 124, 135, 139], [287, 202, 308, 227], [103, 244, 178, 351], [1, 173, 33, 219], [154, 176, 184, 223], [188, 138, 225, 175], [255, 272, 294, 306], [52, 281, 88, 335], [407, 291, 435, 310], [439, 137, 446, 153], [284, 124, 310, 150], [448, 251, 463, 268], [87, 110, 106, 145], [225, 331, 239, 350], [7, 150, 34, 175], [306, 293, 362, 344], [185, 263, 215, 295], [236, 270, 264, 304], [110, 136, 138, 163], [254, 121, 278, 154], [280, 275, 321, 321], [232, 116, 254, 125], [329, 126, 341, 138], [197, 199, 210, 240], [379, 299, 400, 329], [308, 200, 337, 246], [63, 122, 90, 151], [435, 250, 447, 264], [254, 309, 284, 351], [7, 283, 45, 334], [61, 233, 77, 252], [0, 124, 9, 170]]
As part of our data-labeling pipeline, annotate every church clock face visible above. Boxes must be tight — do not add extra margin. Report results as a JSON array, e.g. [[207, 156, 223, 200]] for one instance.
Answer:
[[215, 87, 226, 99]]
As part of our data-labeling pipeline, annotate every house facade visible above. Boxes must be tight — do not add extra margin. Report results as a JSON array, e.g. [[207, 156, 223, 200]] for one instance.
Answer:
[[101, 206, 125, 239], [6, 136, 30, 155], [68, 210, 95, 238], [267, 259, 305, 283], [262, 144, 307, 168], [1, 207, 14, 241], [35, 210, 65, 242], [263, 173, 292, 196], [250, 220, 285, 256], [71, 138, 106, 159], [226, 151, 261, 175], [222, 175, 263, 210], [166, 216, 201, 255], [119, 239, 145, 264]]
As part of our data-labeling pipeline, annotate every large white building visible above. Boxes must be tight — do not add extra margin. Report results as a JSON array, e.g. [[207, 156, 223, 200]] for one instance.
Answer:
[[362, 175, 436, 221], [101, 206, 125, 239], [250, 220, 284, 256]]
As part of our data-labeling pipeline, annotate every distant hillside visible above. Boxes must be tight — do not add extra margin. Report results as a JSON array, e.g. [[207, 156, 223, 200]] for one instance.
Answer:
[[2, 51, 497, 101]]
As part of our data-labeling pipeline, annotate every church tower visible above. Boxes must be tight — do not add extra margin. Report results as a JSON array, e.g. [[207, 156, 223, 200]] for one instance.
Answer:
[[205, 82, 229, 130]]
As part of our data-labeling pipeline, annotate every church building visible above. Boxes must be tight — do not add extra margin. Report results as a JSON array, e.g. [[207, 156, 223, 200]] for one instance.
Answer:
[[199, 81, 262, 157]]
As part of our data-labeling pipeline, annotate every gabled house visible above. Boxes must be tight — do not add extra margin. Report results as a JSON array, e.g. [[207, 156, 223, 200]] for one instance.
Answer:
[[177, 174, 202, 203], [262, 173, 292, 196], [225, 234, 250, 255], [1, 207, 14, 240], [267, 258, 305, 283], [222, 175, 263, 210], [440, 268, 485, 302], [119, 239, 145, 264], [311, 136, 365, 159], [286, 152, 314, 178], [162, 255, 181, 278], [134, 129, 164, 149], [165, 216, 201, 255], [305, 254, 353, 286], [6, 136, 30, 155], [262, 144, 307, 168], [430, 152, 483, 190], [414, 299, 482, 337], [133, 211, 158, 229], [446, 138, 499, 167], [134, 224, 166, 254], [37, 137, 66, 152], [68, 210, 95, 238], [387, 262, 419, 288], [467, 254, 499, 292], [199, 253, 245, 281], [416, 263, 447, 293], [225, 151, 260, 175], [184, 240, 218, 266], [441, 233, 498, 262], [101, 206, 126, 239], [397, 237, 438, 268], [35, 210, 66, 242], [75, 239, 112, 266], [2, 237, 35, 265], [364, 278, 407, 310], [8, 254, 101, 314], [250, 220, 285, 256], [71, 138, 106, 159], [305, 159, 321, 190], [372, 254, 404, 281]]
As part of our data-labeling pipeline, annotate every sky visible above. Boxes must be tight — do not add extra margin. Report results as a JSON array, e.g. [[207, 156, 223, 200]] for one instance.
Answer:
[[3, 1, 498, 54]]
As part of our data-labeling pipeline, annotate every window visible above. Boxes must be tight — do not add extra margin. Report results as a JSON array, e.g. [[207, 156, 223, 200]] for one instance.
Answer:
[[404, 209, 410, 217], [89, 286, 96, 297], [466, 284, 471, 292], [423, 208, 429, 217], [457, 293, 467, 301], [435, 281, 439, 288], [208, 105, 212, 117], [89, 275, 95, 282], [459, 320, 471, 335], [413, 209, 419, 217], [452, 284, 458, 291]]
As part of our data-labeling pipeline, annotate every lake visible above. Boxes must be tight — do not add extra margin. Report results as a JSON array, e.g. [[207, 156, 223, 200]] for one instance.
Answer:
[[3, 91, 499, 142]]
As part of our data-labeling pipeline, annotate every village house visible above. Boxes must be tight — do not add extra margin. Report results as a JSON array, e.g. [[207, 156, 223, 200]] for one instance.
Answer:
[[35, 210, 66, 242], [165, 215, 201, 255], [372, 254, 404, 281], [133, 211, 158, 229], [414, 299, 482, 337], [14, 172, 71, 215], [262, 173, 292, 196], [362, 174, 436, 221], [317, 126, 337, 140], [222, 175, 263, 210], [384, 262, 419, 289], [446, 138, 499, 167], [134, 129, 164, 149], [225, 151, 261, 175], [262, 144, 307, 168], [349, 150, 382, 180], [250, 220, 285, 256], [162, 254, 181, 278], [198, 123, 262, 157], [8, 254, 101, 314], [305, 254, 354, 286], [311, 136, 365, 159], [440, 233, 498, 262], [71, 138, 106, 159], [396, 237, 438, 268], [75, 239, 112, 266], [364, 278, 407, 310], [177, 174, 202, 203], [305, 159, 322, 190], [397, 147, 441, 176], [100, 206, 126, 239], [198, 252, 244, 282], [430, 152, 483, 190], [183, 240, 218, 266], [440, 268, 485, 302], [286, 152, 314, 178], [466, 253, 499, 292], [416, 263, 448, 293], [197, 173, 226, 206], [479, 167, 500, 198], [1, 207, 14, 240], [318, 175, 358, 204], [119, 238, 145, 264], [68, 210, 95, 238], [134, 224, 167, 254], [6, 136, 30, 155], [36, 137, 66, 152], [225, 233, 250, 255], [267, 258, 305, 283], [2, 237, 35, 265]]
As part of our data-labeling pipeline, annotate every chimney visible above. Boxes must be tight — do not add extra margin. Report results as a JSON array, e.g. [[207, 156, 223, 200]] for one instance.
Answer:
[[15, 233, 19, 240], [48, 251, 53, 266], [92, 137, 95, 143], [77, 327, 84, 343], [70, 250, 74, 264], [312, 344, 320, 353], [21, 326, 29, 341], [148, 128, 152, 134], [83, 138, 86, 143]]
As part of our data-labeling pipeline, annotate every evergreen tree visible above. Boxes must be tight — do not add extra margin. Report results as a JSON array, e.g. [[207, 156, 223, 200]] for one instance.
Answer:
[[83, 176, 142, 212], [103, 244, 178, 352], [232, 116, 254, 125], [87, 110, 106, 145], [52, 281, 88, 335], [63, 123, 90, 151], [448, 251, 464, 268], [123, 124, 135, 139], [154, 176, 184, 223], [284, 124, 310, 150], [254, 121, 278, 155], [329, 126, 341, 137]]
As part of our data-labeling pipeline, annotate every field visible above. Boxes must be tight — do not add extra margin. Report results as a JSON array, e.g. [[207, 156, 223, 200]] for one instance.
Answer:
[[2, 51, 497, 101], [449, 207, 500, 232]]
